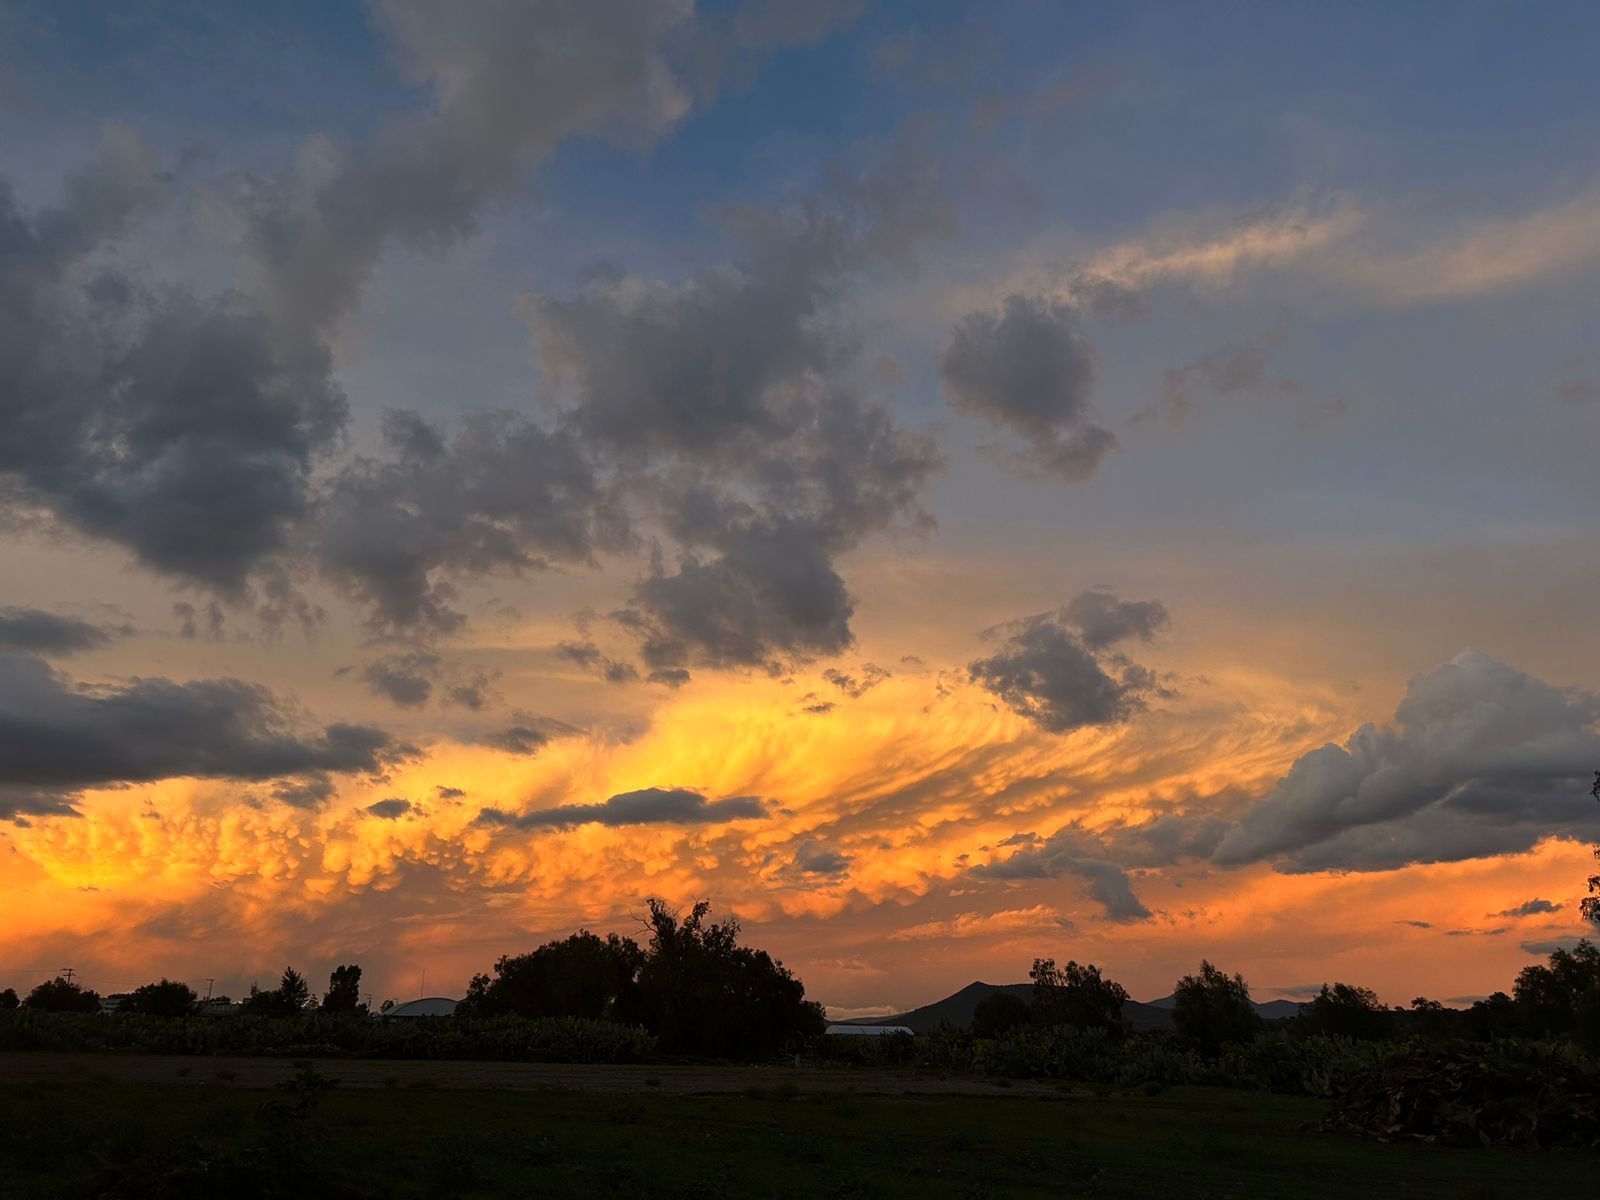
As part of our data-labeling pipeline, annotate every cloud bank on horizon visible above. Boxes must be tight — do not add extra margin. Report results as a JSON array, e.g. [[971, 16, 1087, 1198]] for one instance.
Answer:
[[0, 0, 1597, 1011]]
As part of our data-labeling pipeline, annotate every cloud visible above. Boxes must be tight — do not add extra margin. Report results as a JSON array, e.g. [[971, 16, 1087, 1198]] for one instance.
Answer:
[[971, 812, 1225, 922], [1143, 332, 1305, 425], [968, 591, 1171, 733], [0, 131, 346, 594], [1214, 650, 1600, 871], [475, 713, 577, 758], [1080, 205, 1363, 292], [1492, 898, 1563, 919], [1521, 937, 1590, 956], [5, 1, 851, 615], [889, 904, 1070, 941], [475, 786, 767, 831], [0, 652, 408, 817], [527, 176, 941, 675], [791, 839, 851, 876], [939, 292, 1115, 480], [1396, 920, 1433, 929], [824, 664, 889, 698], [0, 608, 120, 657], [361, 651, 440, 709], [318, 410, 624, 636], [971, 847, 1154, 922], [1061, 589, 1170, 652], [365, 798, 413, 820]]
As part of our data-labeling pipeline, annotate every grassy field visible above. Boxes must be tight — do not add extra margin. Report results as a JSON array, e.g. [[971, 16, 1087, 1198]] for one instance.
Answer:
[[0, 1070, 1590, 1199]]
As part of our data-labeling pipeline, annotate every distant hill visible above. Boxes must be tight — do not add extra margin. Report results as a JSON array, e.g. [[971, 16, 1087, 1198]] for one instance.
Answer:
[[840, 982, 1301, 1034]]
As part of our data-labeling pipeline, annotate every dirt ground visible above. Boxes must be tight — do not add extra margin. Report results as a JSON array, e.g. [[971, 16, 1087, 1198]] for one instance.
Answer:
[[0, 1051, 1058, 1095]]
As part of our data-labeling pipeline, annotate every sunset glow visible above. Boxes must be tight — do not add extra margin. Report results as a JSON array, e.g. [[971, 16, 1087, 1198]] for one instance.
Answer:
[[2, 1, 1597, 1019]]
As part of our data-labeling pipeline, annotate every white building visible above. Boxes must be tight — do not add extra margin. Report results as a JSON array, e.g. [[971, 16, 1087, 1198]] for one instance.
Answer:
[[379, 996, 460, 1018]]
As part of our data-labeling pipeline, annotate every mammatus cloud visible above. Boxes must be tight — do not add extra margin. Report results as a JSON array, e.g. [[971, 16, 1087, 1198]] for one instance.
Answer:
[[968, 590, 1171, 733], [0, 608, 122, 657], [939, 292, 1116, 480], [790, 839, 852, 877], [1214, 650, 1600, 871], [475, 786, 766, 831], [0, 652, 409, 817]]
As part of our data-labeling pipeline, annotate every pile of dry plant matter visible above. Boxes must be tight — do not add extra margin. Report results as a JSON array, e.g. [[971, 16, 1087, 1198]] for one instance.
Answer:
[[1325, 1040, 1600, 1148]]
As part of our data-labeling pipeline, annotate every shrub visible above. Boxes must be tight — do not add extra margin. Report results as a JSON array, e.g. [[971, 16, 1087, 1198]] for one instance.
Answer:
[[1326, 1040, 1600, 1147]]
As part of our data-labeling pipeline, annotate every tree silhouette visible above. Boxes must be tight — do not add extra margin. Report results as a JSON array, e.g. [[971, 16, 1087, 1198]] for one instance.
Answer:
[[1582, 771, 1600, 927], [971, 991, 1031, 1038], [242, 966, 314, 1017], [322, 964, 365, 1015], [124, 979, 197, 1017], [633, 898, 824, 1058], [461, 932, 643, 1021], [1029, 958, 1129, 1036], [23, 976, 101, 1013], [1172, 960, 1262, 1052], [1512, 940, 1600, 1046], [0, 987, 18, 1010], [1295, 982, 1394, 1040]]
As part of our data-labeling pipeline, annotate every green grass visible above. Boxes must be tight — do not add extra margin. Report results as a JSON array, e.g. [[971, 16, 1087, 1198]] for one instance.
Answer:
[[0, 1076, 1590, 1199]]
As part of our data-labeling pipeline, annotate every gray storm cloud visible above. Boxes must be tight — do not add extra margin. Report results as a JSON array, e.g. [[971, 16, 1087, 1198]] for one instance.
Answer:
[[940, 292, 1117, 480], [980, 650, 1600, 893], [475, 786, 767, 831], [0, 651, 408, 817], [0, 608, 121, 657], [1, 2, 868, 637], [527, 194, 944, 677], [1213, 650, 1600, 871], [0, 131, 346, 596], [968, 591, 1172, 733]]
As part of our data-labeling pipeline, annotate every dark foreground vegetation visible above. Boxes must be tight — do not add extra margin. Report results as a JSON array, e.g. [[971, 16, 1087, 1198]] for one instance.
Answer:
[[1, 1073, 1591, 1200]]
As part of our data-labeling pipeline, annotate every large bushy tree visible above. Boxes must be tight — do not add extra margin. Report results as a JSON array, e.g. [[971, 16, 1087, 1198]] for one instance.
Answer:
[[322, 964, 365, 1015], [24, 976, 101, 1013], [461, 932, 644, 1021], [634, 899, 825, 1058], [124, 979, 197, 1017], [1172, 960, 1262, 1052], [1295, 982, 1394, 1040], [0, 988, 17, 1010], [1029, 958, 1129, 1036], [1512, 940, 1600, 1047]]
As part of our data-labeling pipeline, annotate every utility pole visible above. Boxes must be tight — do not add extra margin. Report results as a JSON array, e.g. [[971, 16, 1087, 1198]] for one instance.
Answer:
[[419, 969, 426, 999], [204, 978, 215, 1001], [60, 967, 75, 985]]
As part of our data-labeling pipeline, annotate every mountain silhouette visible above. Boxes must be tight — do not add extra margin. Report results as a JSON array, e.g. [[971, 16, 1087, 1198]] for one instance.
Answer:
[[839, 982, 1300, 1034]]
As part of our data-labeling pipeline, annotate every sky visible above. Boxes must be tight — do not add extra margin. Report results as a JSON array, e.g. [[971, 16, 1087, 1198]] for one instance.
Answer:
[[2, 0, 1598, 1016]]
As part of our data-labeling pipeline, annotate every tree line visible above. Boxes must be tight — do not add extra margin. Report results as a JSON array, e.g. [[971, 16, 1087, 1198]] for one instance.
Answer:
[[1, 899, 825, 1059], [962, 940, 1600, 1054]]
